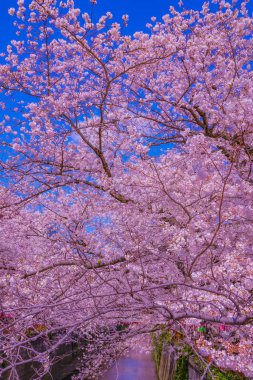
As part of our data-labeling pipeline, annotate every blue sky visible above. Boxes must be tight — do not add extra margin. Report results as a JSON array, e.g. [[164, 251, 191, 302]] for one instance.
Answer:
[[1, 0, 252, 46], [0, 0, 252, 162], [0, 1, 252, 161]]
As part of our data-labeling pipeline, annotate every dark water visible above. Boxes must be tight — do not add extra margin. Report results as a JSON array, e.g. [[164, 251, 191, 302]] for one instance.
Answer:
[[101, 350, 157, 380]]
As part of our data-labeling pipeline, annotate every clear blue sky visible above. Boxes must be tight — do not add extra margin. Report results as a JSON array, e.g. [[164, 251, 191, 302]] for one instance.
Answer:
[[1, 0, 252, 46], [0, 0, 252, 161]]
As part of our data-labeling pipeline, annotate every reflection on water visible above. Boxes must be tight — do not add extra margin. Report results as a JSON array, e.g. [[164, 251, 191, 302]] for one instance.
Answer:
[[101, 350, 157, 380]]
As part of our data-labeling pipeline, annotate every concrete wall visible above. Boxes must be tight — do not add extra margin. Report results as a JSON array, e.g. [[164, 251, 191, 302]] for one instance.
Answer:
[[158, 345, 176, 380], [157, 345, 206, 380]]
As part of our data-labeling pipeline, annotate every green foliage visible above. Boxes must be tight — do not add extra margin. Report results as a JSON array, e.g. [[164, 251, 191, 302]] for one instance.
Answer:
[[175, 355, 188, 380], [151, 326, 172, 370], [151, 329, 248, 380], [210, 367, 246, 380], [116, 323, 129, 332]]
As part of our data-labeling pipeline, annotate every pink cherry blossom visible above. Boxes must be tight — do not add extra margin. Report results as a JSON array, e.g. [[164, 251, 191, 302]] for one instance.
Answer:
[[0, 0, 253, 378]]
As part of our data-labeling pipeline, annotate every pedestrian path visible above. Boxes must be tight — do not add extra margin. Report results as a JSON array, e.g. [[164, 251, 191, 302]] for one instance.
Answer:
[[101, 350, 157, 380]]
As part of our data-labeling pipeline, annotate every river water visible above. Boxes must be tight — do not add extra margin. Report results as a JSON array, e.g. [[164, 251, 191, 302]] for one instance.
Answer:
[[101, 350, 157, 380]]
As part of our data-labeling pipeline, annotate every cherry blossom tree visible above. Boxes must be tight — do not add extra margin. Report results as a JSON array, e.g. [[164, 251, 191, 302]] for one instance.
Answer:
[[0, 0, 253, 378]]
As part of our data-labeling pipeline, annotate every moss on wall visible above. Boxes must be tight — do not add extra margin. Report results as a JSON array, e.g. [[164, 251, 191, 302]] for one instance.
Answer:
[[151, 329, 248, 380]]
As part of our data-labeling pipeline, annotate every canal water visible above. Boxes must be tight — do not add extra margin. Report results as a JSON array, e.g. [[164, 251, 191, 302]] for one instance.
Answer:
[[101, 349, 157, 380]]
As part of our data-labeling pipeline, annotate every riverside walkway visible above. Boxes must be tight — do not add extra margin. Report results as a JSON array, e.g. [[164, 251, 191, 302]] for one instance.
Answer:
[[101, 349, 157, 380]]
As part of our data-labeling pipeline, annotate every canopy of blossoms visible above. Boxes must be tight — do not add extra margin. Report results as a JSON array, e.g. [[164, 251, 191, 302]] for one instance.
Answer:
[[0, 0, 252, 378]]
